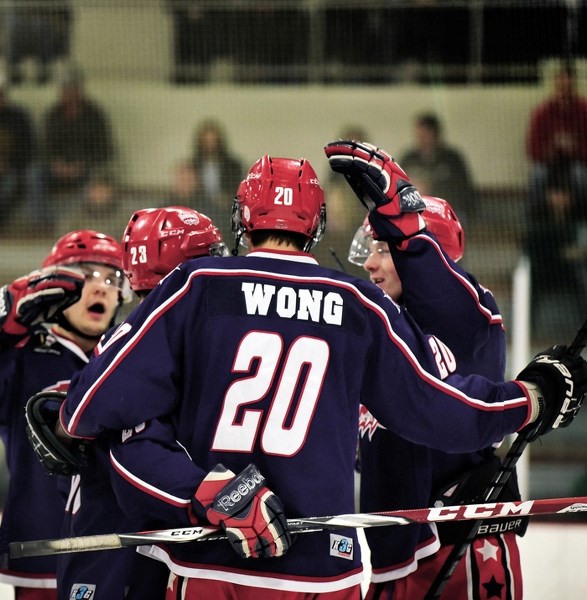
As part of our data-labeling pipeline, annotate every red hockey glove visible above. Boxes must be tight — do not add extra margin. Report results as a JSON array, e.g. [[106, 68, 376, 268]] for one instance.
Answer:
[[0, 266, 85, 339], [516, 345, 587, 441], [324, 140, 426, 243], [195, 463, 292, 559]]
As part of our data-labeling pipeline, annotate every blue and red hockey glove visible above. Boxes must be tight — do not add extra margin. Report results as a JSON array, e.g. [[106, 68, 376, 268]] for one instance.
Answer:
[[194, 463, 293, 559], [324, 140, 426, 243], [0, 266, 85, 340]]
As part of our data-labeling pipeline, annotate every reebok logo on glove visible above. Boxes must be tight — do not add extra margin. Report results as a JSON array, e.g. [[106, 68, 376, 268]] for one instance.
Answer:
[[196, 463, 293, 558], [399, 186, 426, 212], [214, 465, 265, 512]]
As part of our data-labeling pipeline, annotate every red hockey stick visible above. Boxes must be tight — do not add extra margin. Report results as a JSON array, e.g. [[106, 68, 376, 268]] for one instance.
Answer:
[[10, 495, 587, 559]]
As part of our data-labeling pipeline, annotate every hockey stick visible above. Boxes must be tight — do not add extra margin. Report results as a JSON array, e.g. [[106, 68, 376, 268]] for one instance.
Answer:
[[10, 495, 587, 559], [328, 247, 348, 273], [424, 316, 587, 599]]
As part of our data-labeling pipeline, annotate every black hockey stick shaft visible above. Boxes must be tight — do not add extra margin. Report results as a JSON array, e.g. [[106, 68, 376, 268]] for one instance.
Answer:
[[424, 317, 587, 599]]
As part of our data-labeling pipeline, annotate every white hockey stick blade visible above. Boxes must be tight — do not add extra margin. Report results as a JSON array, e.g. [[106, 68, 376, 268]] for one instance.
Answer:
[[10, 495, 587, 559]]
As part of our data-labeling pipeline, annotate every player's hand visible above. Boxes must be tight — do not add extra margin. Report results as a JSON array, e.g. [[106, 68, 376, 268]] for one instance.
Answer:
[[195, 463, 292, 559], [324, 140, 426, 243], [0, 266, 85, 339], [516, 345, 587, 441]]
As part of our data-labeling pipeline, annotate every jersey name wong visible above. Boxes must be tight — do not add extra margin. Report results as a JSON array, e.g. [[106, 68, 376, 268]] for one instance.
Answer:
[[241, 282, 344, 325]]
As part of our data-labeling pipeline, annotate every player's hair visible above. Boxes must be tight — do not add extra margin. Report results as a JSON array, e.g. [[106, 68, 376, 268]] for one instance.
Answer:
[[248, 230, 308, 251]]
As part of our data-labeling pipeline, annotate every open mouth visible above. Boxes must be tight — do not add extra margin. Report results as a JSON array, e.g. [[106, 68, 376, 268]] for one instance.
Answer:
[[87, 302, 106, 315]]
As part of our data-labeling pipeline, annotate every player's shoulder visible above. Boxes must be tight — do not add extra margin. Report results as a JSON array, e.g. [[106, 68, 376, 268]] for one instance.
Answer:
[[182, 255, 244, 272], [177, 254, 380, 299]]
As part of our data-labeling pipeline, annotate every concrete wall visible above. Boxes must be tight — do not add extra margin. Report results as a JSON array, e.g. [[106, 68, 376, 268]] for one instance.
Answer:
[[5, 81, 565, 191]]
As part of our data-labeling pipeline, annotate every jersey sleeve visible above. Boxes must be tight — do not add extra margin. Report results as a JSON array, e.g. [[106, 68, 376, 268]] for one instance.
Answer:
[[359, 293, 531, 453], [392, 233, 504, 363], [109, 418, 207, 526], [62, 257, 533, 455]]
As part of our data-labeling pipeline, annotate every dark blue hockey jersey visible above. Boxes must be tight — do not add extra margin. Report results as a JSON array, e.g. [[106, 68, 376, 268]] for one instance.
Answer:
[[0, 327, 87, 589], [62, 249, 532, 594], [358, 233, 513, 582], [57, 431, 168, 600]]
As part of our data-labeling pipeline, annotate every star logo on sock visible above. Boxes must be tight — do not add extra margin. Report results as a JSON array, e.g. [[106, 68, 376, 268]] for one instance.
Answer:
[[482, 575, 504, 598], [476, 538, 499, 562]]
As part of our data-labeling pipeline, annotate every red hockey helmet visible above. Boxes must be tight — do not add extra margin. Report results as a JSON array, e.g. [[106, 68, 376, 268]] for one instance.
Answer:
[[232, 155, 326, 252], [122, 206, 227, 293], [43, 230, 124, 270], [348, 196, 464, 265], [42, 230, 131, 302], [421, 196, 464, 262]]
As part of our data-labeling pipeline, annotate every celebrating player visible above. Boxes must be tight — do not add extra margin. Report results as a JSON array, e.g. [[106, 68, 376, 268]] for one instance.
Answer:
[[347, 194, 524, 599], [0, 230, 128, 599], [59, 154, 585, 600], [26, 207, 227, 599]]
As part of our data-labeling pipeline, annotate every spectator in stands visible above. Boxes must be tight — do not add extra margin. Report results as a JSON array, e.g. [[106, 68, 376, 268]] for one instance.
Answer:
[[56, 168, 129, 240], [399, 112, 476, 225], [525, 62, 587, 213], [5, 1, 71, 84], [167, 160, 201, 207], [190, 118, 243, 239], [0, 76, 36, 232], [524, 162, 585, 341], [25, 66, 116, 234]]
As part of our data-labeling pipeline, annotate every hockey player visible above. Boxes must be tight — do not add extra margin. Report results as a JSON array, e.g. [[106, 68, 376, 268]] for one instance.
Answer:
[[346, 196, 523, 599], [51, 207, 228, 599], [0, 230, 127, 599], [59, 154, 586, 600]]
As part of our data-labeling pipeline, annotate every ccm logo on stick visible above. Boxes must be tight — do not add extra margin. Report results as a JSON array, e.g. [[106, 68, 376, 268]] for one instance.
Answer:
[[429, 501, 534, 521]]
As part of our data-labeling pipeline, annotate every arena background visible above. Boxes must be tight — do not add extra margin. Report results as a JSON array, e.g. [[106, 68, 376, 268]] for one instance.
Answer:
[[0, 1, 586, 597]]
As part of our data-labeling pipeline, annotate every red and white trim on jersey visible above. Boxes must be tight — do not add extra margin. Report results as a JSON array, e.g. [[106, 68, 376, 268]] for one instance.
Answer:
[[409, 233, 503, 326], [138, 544, 364, 594], [63, 263, 530, 439], [370, 525, 441, 583], [0, 571, 56, 589], [110, 452, 192, 509]]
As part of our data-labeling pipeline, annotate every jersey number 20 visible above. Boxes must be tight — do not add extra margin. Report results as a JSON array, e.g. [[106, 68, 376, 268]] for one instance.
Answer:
[[211, 331, 329, 456]]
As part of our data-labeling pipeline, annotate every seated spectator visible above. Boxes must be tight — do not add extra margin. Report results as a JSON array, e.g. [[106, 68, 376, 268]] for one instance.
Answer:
[[525, 62, 587, 214], [190, 118, 244, 240], [399, 112, 476, 225], [24, 66, 116, 234], [0, 77, 36, 233], [56, 168, 129, 239], [524, 163, 585, 341]]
